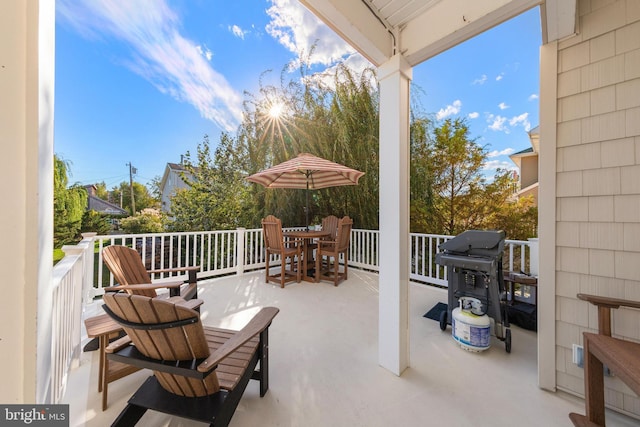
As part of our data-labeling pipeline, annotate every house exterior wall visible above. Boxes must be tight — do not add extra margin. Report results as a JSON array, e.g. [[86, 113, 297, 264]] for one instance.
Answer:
[[520, 155, 539, 188], [160, 167, 192, 213], [554, 0, 640, 416]]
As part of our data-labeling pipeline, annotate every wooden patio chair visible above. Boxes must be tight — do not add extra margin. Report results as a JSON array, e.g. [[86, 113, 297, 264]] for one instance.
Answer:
[[262, 215, 301, 287], [569, 294, 640, 427], [103, 245, 199, 300], [321, 215, 339, 241], [314, 216, 353, 286], [102, 292, 278, 426]]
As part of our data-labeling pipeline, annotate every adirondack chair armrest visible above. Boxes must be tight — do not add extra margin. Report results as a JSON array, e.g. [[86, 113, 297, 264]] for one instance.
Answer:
[[148, 265, 200, 276], [577, 293, 640, 336], [198, 307, 279, 373], [577, 293, 640, 310], [105, 335, 133, 353], [106, 281, 184, 292], [174, 298, 204, 311]]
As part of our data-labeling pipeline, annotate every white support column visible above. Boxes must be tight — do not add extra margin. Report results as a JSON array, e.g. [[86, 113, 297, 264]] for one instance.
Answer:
[[377, 54, 412, 376], [537, 41, 557, 391]]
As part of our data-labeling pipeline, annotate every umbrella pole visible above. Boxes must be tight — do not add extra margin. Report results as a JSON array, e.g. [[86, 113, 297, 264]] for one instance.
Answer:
[[305, 180, 310, 231]]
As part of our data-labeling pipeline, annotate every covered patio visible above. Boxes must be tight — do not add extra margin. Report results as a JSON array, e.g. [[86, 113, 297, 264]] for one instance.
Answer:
[[64, 271, 635, 426]]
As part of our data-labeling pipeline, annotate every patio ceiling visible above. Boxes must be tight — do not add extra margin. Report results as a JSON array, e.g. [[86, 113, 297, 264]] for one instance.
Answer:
[[299, 0, 577, 67]]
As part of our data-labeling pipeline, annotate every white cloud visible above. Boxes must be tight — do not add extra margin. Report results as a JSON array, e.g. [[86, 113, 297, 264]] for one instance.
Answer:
[[528, 93, 539, 101], [229, 24, 246, 39], [57, 0, 243, 132], [468, 112, 479, 119], [436, 100, 462, 120], [265, 0, 357, 69], [472, 74, 487, 85], [483, 159, 518, 172], [302, 53, 374, 89], [486, 112, 532, 133], [509, 112, 531, 132], [498, 102, 509, 110], [487, 148, 515, 158], [196, 45, 213, 61], [488, 114, 508, 132], [496, 73, 504, 81]]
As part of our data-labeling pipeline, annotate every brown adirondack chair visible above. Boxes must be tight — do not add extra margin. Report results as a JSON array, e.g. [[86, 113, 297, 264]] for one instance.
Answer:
[[262, 215, 301, 287], [102, 292, 278, 426], [569, 294, 640, 427], [315, 216, 353, 286], [102, 245, 199, 300]]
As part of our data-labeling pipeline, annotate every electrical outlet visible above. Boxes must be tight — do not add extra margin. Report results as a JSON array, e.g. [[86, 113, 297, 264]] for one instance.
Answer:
[[573, 344, 583, 368], [604, 365, 613, 377]]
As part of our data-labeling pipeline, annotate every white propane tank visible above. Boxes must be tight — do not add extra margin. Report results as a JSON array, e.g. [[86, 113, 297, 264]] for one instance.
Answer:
[[451, 297, 491, 352]]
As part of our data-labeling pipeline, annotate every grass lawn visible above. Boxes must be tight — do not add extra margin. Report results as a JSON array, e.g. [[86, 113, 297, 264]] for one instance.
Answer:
[[53, 248, 65, 264]]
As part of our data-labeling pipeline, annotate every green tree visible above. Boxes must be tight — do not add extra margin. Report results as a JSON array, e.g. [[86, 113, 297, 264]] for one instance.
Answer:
[[110, 181, 159, 215], [168, 134, 249, 231], [410, 116, 436, 233], [149, 175, 163, 201], [409, 118, 537, 238], [430, 118, 486, 235], [240, 62, 379, 229], [93, 182, 110, 201], [164, 58, 535, 240], [80, 210, 112, 236], [120, 208, 165, 234], [53, 155, 88, 247]]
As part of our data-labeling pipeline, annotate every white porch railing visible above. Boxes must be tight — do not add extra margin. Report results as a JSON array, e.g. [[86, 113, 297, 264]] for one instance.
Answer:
[[88, 229, 533, 296], [51, 228, 534, 404], [409, 233, 536, 287], [50, 232, 96, 403]]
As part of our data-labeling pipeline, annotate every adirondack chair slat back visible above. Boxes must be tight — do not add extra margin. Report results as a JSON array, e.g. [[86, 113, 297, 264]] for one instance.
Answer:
[[103, 293, 219, 397], [103, 246, 157, 297]]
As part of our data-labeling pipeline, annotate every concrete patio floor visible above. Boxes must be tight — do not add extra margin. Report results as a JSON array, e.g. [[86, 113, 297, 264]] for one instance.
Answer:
[[63, 269, 638, 426]]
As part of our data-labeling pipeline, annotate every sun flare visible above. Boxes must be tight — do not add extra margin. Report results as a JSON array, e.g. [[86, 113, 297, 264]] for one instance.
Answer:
[[269, 102, 284, 119]]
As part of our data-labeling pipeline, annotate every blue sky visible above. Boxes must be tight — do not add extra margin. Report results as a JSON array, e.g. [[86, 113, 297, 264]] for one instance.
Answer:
[[54, 0, 541, 189]]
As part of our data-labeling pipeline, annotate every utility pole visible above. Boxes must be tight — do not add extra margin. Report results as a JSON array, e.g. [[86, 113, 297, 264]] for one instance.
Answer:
[[127, 162, 137, 214]]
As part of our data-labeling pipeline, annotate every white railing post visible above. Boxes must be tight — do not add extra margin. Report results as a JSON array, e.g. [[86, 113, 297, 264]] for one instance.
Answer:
[[80, 232, 97, 305], [236, 227, 246, 276], [528, 238, 539, 276]]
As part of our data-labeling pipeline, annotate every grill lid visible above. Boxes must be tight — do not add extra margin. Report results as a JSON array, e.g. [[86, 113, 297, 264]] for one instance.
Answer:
[[438, 230, 506, 257]]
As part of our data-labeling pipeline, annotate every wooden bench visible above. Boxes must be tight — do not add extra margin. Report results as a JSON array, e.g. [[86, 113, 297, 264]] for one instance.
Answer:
[[569, 294, 640, 426]]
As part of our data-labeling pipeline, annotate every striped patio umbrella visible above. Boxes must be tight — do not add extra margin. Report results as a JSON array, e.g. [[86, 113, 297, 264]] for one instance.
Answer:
[[246, 153, 364, 228]]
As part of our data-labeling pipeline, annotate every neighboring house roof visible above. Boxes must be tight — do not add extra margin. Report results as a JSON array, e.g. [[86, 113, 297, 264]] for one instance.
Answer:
[[84, 184, 128, 215], [159, 162, 193, 191], [87, 195, 128, 215]]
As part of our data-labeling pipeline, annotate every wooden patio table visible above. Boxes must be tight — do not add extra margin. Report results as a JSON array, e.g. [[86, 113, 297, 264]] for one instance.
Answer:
[[283, 229, 330, 282]]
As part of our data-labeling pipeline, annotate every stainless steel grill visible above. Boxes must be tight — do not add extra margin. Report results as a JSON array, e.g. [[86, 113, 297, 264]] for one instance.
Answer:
[[435, 230, 511, 352]]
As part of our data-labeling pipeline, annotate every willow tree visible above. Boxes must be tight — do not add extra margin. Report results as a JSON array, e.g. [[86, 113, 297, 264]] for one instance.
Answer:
[[53, 155, 87, 247], [240, 62, 380, 230]]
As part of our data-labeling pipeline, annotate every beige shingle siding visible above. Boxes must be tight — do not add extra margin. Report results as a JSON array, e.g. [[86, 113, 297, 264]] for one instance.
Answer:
[[555, 0, 640, 414]]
